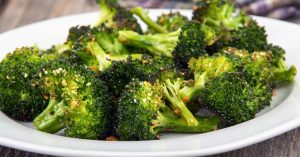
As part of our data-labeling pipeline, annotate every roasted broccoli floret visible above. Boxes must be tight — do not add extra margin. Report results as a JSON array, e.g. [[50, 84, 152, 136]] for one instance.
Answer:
[[100, 54, 177, 97], [95, 0, 142, 33], [33, 59, 110, 139], [198, 72, 272, 125], [66, 25, 142, 71], [227, 19, 268, 52], [0, 47, 58, 121], [265, 44, 297, 87], [222, 46, 297, 87], [192, 0, 249, 32], [146, 11, 189, 34], [116, 80, 219, 140], [119, 21, 218, 67], [131, 6, 168, 33]]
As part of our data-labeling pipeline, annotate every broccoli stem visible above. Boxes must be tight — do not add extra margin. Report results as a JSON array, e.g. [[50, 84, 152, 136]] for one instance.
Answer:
[[33, 98, 65, 133], [118, 30, 179, 58], [163, 79, 199, 126], [131, 7, 168, 33], [180, 73, 207, 103], [156, 112, 219, 133], [87, 41, 112, 71], [95, 1, 115, 27]]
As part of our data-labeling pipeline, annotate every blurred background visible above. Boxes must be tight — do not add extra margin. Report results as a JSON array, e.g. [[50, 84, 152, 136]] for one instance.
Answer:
[[1, 0, 300, 33]]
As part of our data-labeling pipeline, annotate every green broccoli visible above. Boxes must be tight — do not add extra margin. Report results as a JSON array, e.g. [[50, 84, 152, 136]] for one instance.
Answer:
[[131, 6, 168, 33], [66, 25, 142, 71], [0, 47, 59, 121], [95, 0, 142, 33], [33, 59, 110, 139], [192, 0, 249, 33], [116, 80, 219, 140], [227, 19, 268, 52], [198, 72, 272, 125], [146, 11, 189, 34], [265, 44, 297, 87], [118, 21, 218, 67], [100, 54, 177, 97]]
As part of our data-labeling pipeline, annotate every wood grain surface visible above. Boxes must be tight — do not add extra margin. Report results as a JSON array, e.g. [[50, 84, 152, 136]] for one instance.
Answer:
[[0, 0, 300, 157]]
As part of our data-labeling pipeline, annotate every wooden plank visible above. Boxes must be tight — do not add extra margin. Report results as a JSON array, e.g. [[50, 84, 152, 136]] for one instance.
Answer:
[[0, 0, 30, 32], [15, 0, 56, 27]]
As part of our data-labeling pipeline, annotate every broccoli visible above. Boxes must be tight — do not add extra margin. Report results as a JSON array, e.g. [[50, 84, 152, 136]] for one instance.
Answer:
[[118, 21, 218, 67], [95, 0, 142, 33], [0, 47, 59, 121], [197, 72, 272, 125], [146, 11, 189, 34], [131, 6, 168, 33], [192, 0, 249, 33], [265, 44, 297, 87], [100, 54, 177, 97], [222, 46, 297, 87], [116, 80, 219, 140], [33, 59, 110, 139], [66, 25, 142, 71], [227, 19, 268, 52]]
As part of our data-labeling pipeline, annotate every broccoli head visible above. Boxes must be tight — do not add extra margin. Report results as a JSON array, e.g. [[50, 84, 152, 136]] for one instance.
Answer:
[[227, 19, 268, 52], [33, 59, 110, 139], [100, 54, 177, 97], [0, 47, 57, 121], [95, 0, 142, 33], [116, 80, 219, 140], [198, 72, 272, 125], [265, 44, 297, 87], [67, 25, 142, 71]]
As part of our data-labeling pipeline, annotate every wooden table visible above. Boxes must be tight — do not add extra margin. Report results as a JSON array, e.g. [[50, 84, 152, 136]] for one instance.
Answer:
[[0, 0, 300, 156]]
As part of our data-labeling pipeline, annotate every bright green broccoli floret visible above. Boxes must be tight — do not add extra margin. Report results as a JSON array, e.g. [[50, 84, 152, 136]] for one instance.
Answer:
[[0, 47, 58, 121], [95, 0, 142, 33], [116, 80, 219, 140], [198, 72, 272, 125], [119, 21, 218, 67], [180, 53, 242, 102], [33, 59, 110, 139]]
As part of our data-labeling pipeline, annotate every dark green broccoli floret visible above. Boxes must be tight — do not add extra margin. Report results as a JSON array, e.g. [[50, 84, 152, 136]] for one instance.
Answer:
[[33, 59, 110, 139], [192, 0, 249, 32], [146, 11, 189, 34], [100, 54, 177, 97], [95, 0, 142, 33], [198, 72, 272, 125], [227, 19, 268, 52], [0, 47, 58, 121], [119, 21, 218, 67], [265, 44, 297, 87], [131, 7, 168, 33], [116, 80, 219, 140]]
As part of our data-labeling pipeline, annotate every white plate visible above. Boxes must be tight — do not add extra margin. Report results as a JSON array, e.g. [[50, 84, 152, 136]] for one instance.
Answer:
[[0, 9, 300, 157]]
